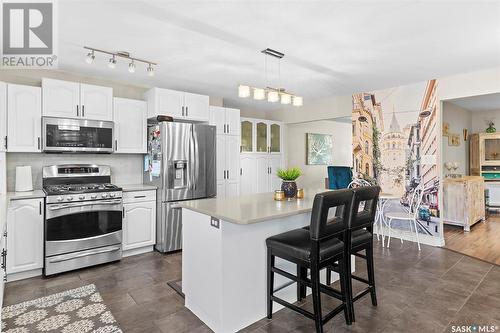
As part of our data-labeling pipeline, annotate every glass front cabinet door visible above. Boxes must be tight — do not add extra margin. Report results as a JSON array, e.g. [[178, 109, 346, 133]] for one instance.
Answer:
[[484, 137, 500, 162], [269, 122, 281, 153], [241, 120, 253, 152], [256, 121, 268, 153]]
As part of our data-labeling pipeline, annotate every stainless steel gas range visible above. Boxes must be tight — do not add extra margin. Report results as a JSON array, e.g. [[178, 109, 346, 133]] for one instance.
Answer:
[[42, 164, 123, 276]]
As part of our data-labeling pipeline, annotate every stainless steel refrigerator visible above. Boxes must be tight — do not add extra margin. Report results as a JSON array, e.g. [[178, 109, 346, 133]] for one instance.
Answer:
[[143, 118, 216, 253]]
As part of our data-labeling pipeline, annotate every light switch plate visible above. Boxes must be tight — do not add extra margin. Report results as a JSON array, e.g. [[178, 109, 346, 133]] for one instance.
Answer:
[[210, 217, 220, 229]]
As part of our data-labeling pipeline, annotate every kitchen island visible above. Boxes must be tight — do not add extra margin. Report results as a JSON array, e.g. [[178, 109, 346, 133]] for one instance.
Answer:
[[180, 190, 355, 333]]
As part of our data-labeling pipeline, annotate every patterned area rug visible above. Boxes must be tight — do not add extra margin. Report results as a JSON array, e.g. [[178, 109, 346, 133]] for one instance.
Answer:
[[1, 284, 122, 333]]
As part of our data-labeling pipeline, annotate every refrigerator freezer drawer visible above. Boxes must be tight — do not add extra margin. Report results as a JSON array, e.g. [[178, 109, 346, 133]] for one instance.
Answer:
[[156, 202, 182, 253]]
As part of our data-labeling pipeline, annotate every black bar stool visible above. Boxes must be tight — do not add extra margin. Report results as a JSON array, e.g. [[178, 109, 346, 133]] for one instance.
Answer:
[[266, 189, 355, 333], [327, 185, 380, 322]]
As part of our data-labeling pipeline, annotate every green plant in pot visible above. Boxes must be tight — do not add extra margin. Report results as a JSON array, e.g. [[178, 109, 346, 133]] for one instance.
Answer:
[[277, 167, 302, 199]]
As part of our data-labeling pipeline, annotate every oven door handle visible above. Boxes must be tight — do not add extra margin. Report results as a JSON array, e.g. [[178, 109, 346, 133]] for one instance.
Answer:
[[48, 199, 122, 210], [47, 245, 121, 263]]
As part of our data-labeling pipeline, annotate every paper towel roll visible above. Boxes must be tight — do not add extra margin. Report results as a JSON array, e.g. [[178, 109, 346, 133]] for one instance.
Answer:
[[15, 166, 33, 192]]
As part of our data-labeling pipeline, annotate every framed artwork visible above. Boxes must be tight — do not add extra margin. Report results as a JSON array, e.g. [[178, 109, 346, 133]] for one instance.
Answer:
[[443, 122, 450, 137], [448, 133, 460, 146], [306, 133, 333, 165]]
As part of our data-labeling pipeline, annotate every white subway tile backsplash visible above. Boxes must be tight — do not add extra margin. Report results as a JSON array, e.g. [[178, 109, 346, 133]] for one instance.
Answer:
[[6, 153, 143, 191]]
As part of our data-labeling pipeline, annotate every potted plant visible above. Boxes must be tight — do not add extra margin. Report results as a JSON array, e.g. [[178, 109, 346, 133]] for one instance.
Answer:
[[276, 167, 302, 199]]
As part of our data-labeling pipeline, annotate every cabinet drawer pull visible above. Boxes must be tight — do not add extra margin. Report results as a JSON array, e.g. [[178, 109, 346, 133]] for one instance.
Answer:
[[76, 105, 79, 117], [82, 105, 85, 117], [133, 195, 146, 199]]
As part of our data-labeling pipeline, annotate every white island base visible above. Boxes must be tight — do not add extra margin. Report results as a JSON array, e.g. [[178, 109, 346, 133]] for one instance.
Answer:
[[182, 207, 355, 333]]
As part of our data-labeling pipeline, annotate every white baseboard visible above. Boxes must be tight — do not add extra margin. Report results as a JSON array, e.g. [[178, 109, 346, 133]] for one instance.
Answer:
[[7, 269, 42, 282], [123, 245, 154, 258]]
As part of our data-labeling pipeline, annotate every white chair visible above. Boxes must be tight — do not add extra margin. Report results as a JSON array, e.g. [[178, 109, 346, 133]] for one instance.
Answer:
[[347, 178, 371, 188], [384, 186, 425, 251]]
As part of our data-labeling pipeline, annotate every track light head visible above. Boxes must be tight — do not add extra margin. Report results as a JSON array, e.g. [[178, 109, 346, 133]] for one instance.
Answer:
[[128, 60, 136, 73], [85, 50, 95, 64], [147, 64, 154, 77], [108, 56, 116, 69]]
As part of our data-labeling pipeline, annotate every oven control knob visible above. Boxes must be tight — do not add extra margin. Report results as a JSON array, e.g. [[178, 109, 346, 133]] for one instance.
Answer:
[[102, 193, 109, 199], [109, 193, 115, 198], [67, 196, 74, 201], [79, 195, 85, 200], [57, 196, 64, 202], [90, 194, 97, 199]]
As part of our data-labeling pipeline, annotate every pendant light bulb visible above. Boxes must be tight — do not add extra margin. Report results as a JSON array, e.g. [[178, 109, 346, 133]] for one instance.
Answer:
[[253, 88, 265, 100], [238, 85, 250, 98], [85, 50, 95, 64], [267, 90, 279, 103], [280, 93, 291, 105], [108, 55, 116, 69], [128, 60, 136, 73], [147, 64, 154, 76], [292, 96, 303, 107]]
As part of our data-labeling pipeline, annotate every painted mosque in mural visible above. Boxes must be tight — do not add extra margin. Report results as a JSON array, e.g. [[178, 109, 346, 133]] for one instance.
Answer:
[[352, 79, 441, 237]]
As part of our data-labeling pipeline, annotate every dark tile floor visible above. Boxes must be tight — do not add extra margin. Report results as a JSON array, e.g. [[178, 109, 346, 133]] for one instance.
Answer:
[[4, 239, 500, 333]]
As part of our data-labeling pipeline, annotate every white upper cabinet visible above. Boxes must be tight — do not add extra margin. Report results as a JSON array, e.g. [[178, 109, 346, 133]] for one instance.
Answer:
[[113, 97, 147, 154], [240, 118, 282, 154], [145, 87, 209, 121], [80, 84, 113, 121], [42, 78, 113, 121], [209, 106, 240, 136], [184, 92, 209, 121], [42, 78, 80, 118], [0, 82, 6, 152], [7, 84, 41, 152]]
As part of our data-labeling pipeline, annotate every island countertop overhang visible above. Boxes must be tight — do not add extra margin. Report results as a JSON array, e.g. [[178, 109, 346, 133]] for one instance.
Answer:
[[179, 189, 329, 225]]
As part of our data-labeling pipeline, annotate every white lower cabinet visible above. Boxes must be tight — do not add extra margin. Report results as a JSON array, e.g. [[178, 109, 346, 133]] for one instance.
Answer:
[[6, 198, 44, 280], [240, 154, 282, 194], [122, 190, 156, 257]]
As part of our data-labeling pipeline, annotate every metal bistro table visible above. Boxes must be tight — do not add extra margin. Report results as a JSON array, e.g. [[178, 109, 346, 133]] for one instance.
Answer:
[[375, 193, 399, 247]]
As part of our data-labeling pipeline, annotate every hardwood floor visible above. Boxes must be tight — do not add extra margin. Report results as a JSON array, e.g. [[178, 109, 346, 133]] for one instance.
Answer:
[[444, 213, 500, 265], [4, 240, 500, 333]]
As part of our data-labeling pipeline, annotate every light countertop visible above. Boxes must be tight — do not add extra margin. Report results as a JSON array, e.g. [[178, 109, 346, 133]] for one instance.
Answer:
[[7, 190, 46, 201], [118, 184, 157, 192], [180, 188, 329, 225]]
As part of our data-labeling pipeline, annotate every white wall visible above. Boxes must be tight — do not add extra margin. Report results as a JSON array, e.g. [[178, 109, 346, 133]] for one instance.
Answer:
[[471, 109, 500, 133], [442, 102, 472, 175], [286, 120, 352, 189]]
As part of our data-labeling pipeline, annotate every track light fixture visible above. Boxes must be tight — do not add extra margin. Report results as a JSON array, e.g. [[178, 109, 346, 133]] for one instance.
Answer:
[[84, 46, 157, 76]]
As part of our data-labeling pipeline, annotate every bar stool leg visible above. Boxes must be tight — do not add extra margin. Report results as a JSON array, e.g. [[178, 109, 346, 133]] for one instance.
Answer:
[[345, 254, 355, 322], [310, 261, 323, 333], [339, 258, 352, 325], [297, 265, 307, 301], [267, 250, 275, 319], [366, 244, 378, 306], [326, 268, 332, 285]]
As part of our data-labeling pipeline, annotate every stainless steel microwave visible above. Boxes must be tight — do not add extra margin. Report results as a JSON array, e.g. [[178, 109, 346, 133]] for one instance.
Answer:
[[42, 117, 114, 153]]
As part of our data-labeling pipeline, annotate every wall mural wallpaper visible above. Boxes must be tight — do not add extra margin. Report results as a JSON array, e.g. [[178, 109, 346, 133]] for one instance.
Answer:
[[352, 79, 441, 238]]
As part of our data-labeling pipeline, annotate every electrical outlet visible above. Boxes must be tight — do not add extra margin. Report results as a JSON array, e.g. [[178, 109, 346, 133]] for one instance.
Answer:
[[210, 217, 220, 229]]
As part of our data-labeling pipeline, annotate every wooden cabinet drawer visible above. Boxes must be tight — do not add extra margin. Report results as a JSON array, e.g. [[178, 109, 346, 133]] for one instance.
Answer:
[[123, 190, 156, 204]]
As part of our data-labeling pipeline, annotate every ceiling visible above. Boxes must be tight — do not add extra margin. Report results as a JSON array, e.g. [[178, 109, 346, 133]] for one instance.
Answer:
[[447, 93, 500, 112], [58, 0, 500, 111]]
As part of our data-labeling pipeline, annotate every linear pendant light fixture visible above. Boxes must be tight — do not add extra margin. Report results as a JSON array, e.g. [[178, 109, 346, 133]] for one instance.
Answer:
[[238, 48, 303, 107], [84, 46, 157, 76]]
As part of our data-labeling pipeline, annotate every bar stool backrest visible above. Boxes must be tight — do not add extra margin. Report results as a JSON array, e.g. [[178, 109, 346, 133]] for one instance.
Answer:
[[309, 189, 354, 241], [350, 186, 381, 231]]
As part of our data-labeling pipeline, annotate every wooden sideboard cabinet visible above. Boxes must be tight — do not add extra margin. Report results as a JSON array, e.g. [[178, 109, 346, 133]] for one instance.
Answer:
[[443, 176, 485, 231], [469, 132, 500, 180]]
